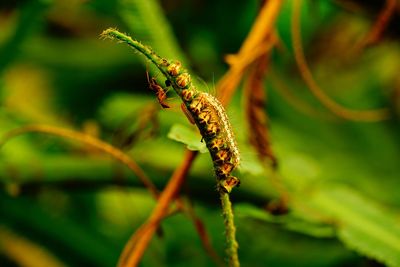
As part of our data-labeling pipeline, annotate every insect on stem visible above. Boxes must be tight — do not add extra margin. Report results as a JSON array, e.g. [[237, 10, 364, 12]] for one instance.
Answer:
[[146, 70, 171, 109]]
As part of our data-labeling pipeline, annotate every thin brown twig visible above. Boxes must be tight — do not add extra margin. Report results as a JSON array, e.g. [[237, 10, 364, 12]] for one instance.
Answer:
[[291, 0, 390, 122], [244, 53, 277, 167], [243, 40, 291, 213], [118, 150, 197, 267], [181, 198, 225, 267], [1, 124, 218, 265], [0, 124, 160, 198], [360, 0, 397, 47], [268, 69, 331, 119], [217, 0, 283, 106]]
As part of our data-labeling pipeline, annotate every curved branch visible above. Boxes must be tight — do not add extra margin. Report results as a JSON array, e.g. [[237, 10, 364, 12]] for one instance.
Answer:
[[361, 0, 397, 47], [291, 0, 390, 122], [118, 150, 197, 267], [0, 124, 159, 198], [217, 0, 283, 106]]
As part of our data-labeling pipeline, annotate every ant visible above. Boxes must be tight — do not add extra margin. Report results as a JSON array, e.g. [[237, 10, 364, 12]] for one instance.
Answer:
[[146, 70, 171, 109]]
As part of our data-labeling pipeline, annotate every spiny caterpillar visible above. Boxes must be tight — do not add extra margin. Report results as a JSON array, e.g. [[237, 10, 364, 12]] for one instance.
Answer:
[[101, 28, 240, 193]]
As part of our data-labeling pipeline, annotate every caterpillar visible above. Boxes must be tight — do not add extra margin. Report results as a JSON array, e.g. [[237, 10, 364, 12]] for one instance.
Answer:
[[101, 28, 240, 193]]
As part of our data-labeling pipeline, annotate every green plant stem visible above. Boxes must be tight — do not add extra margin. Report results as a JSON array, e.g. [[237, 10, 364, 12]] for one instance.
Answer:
[[220, 191, 240, 267], [101, 29, 170, 79]]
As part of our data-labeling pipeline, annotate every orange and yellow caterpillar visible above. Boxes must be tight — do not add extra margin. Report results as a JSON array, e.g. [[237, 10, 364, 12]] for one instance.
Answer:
[[101, 29, 240, 193]]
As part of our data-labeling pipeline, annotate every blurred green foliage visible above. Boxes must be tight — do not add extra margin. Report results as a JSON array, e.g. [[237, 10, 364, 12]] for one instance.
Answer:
[[1, 0, 400, 266]]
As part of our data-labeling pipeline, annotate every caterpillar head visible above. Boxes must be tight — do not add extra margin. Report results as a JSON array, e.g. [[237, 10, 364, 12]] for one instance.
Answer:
[[219, 176, 240, 193]]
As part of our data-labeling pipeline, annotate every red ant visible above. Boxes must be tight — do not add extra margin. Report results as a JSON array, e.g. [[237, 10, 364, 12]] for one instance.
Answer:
[[146, 70, 171, 109]]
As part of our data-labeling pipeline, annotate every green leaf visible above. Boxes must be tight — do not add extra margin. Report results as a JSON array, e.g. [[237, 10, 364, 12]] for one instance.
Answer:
[[118, 0, 189, 66], [98, 93, 153, 128], [237, 147, 265, 176], [307, 185, 400, 267], [167, 124, 207, 153], [235, 203, 335, 238]]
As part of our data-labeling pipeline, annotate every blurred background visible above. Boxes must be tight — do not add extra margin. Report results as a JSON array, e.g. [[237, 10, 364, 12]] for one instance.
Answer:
[[0, 0, 400, 266]]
